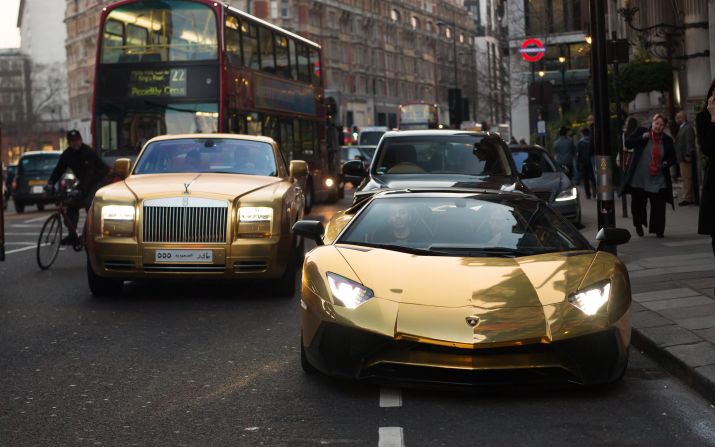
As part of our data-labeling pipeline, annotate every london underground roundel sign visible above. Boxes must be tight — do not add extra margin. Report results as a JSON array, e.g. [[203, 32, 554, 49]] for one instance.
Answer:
[[520, 38, 546, 63]]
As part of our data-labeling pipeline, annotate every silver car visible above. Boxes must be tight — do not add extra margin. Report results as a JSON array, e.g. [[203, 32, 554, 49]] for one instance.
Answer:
[[510, 145, 582, 227]]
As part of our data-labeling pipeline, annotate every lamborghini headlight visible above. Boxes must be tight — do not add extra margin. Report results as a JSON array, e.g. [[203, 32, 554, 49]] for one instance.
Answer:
[[237, 206, 273, 238], [327, 272, 374, 309], [568, 281, 611, 315], [555, 187, 578, 202], [101, 205, 135, 237]]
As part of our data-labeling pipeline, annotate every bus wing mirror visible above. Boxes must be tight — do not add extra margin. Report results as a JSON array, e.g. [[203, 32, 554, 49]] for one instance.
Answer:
[[290, 160, 309, 178], [113, 158, 132, 179]]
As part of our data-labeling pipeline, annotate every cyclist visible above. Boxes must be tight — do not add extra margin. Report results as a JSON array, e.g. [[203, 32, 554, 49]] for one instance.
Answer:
[[47, 130, 110, 245]]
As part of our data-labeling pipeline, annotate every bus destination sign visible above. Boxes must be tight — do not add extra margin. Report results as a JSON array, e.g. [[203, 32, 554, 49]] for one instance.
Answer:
[[129, 68, 187, 98]]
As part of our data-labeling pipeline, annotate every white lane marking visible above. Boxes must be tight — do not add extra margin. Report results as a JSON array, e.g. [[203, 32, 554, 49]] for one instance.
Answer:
[[24, 216, 50, 223], [379, 388, 402, 408], [4, 232, 43, 236], [378, 427, 404, 447], [5, 244, 40, 254], [10, 224, 44, 228], [5, 242, 35, 245]]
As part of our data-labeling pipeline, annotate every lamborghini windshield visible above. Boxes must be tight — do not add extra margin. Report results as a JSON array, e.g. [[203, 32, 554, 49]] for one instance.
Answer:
[[133, 138, 278, 176], [338, 195, 591, 256]]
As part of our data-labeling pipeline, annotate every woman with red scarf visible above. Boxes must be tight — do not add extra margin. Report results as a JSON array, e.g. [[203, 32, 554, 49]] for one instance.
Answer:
[[618, 114, 676, 238]]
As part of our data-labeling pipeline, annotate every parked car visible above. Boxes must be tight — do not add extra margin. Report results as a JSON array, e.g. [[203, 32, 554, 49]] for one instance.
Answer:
[[294, 189, 632, 386], [86, 134, 307, 297], [343, 130, 540, 205], [509, 145, 582, 227], [12, 152, 62, 213]]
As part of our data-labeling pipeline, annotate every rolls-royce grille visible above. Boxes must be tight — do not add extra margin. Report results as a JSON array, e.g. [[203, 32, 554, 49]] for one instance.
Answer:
[[143, 197, 228, 243]]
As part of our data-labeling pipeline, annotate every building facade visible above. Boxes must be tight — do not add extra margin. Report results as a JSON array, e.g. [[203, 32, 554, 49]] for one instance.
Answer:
[[0, 50, 33, 166], [507, 0, 591, 144], [17, 0, 69, 151], [466, 0, 510, 130]]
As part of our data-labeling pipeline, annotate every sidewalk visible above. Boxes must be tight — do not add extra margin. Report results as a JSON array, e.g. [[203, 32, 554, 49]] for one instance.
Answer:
[[577, 185, 715, 403]]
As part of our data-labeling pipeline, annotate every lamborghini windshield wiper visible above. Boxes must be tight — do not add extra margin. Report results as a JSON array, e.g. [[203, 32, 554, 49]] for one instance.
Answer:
[[426, 246, 550, 257], [339, 242, 443, 256]]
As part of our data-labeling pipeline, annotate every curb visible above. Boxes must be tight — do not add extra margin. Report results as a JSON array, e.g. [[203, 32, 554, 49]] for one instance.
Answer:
[[631, 327, 715, 404]]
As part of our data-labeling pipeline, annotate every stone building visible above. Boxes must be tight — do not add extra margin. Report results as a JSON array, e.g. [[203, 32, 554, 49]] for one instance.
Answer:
[[465, 0, 510, 130], [240, 0, 479, 129], [0, 49, 33, 166]]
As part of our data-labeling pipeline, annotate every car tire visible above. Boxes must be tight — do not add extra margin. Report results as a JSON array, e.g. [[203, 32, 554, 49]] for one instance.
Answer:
[[304, 180, 314, 214], [14, 201, 25, 213], [87, 258, 123, 297], [37, 203, 45, 211], [274, 240, 298, 298], [337, 180, 345, 199], [300, 333, 317, 374]]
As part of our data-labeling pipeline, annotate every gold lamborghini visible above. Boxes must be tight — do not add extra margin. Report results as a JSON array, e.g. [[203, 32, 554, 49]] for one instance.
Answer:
[[86, 134, 307, 297], [293, 189, 632, 386]]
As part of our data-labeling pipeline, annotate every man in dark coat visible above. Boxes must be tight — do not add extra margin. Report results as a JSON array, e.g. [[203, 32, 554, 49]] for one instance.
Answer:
[[49, 130, 110, 245], [696, 81, 715, 257], [618, 114, 677, 237]]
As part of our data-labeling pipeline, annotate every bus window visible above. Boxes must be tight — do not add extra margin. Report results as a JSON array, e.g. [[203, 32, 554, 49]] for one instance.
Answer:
[[292, 119, 302, 160], [259, 28, 275, 73], [288, 39, 298, 80], [241, 21, 259, 70], [228, 112, 246, 134], [225, 16, 240, 65], [102, 19, 124, 63], [263, 114, 279, 141], [309, 47, 321, 87], [100, 2, 218, 63], [275, 34, 291, 79], [296, 44, 310, 83], [279, 119, 295, 161]]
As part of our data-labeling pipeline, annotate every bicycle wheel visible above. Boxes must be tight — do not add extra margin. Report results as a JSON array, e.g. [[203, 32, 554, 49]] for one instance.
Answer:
[[37, 213, 62, 270]]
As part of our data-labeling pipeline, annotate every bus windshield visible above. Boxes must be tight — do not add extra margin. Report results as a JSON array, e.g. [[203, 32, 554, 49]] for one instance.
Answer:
[[97, 102, 219, 157], [101, 0, 218, 64]]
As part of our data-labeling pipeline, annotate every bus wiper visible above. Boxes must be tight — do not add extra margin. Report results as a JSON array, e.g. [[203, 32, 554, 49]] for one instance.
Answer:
[[143, 100, 201, 114]]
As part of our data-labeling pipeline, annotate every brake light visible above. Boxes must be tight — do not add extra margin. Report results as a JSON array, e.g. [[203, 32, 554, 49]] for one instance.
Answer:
[[11, 178, 17, 191]]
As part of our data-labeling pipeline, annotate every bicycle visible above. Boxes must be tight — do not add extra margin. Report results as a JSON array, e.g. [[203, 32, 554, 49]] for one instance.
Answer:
[[36, 189, 85, 270]]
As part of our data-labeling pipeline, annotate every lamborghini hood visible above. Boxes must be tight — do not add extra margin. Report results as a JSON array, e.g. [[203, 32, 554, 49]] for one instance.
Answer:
[[336, 244, 597, 308]]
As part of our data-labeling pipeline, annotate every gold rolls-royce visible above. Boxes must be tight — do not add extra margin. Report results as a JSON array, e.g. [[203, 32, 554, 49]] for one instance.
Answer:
[[86, 134, 306, 297]]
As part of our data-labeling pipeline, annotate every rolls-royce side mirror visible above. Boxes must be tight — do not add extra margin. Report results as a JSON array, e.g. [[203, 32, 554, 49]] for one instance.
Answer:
[[113, 158, 132, 179]]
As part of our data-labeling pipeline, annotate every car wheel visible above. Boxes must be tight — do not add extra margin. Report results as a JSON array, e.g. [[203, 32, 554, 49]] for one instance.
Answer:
[[300, 333, 317, 374], [87, 258, 124, 297], [14, 201, 25, 213], [304, 180, 314, 214], [337, 181, 345, 199], [37, 203, 45, 211], [274, 240, 298, 298]]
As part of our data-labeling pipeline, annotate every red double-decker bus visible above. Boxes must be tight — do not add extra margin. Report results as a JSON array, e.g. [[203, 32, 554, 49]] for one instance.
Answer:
[[93, 0, 341, 206]]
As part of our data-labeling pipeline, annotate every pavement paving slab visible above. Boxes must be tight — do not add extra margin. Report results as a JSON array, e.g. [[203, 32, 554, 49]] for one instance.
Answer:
[[578, 186, 715, 404]]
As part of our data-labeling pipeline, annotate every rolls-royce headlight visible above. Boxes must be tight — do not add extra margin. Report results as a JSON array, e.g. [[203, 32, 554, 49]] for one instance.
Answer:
[[101, 205, 135, 237], [327, 272, 374, 309], [555, 187, 578, 202], [237, 206, 273, 238], [568, 281, 611, 315]]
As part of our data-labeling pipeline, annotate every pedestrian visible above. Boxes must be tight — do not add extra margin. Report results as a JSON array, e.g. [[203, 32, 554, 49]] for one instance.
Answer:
[[696, 77, 715, 259], [619, 114, 677, 238], [577, 127, 595, 199], [674, 110, 696, 205], [553, 126, 575, 177], [48, 130, 110, 245]]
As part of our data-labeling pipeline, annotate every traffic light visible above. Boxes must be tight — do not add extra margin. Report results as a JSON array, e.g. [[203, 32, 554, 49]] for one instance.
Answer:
[[352, 125, 359, 143], [448, 88, 462, 128]]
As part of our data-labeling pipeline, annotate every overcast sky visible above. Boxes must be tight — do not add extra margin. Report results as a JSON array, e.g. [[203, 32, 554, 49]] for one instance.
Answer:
[[0, 0, 21, 48]]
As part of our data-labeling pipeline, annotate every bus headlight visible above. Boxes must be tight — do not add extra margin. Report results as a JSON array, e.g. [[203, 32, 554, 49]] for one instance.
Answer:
[[101, 205, 135, 237], [237, 206, 273, 238], [325, 178, 335, 188]]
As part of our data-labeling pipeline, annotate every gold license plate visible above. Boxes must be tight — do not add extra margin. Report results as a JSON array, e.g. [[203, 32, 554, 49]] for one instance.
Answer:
[[28, 180, 47, 186]]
